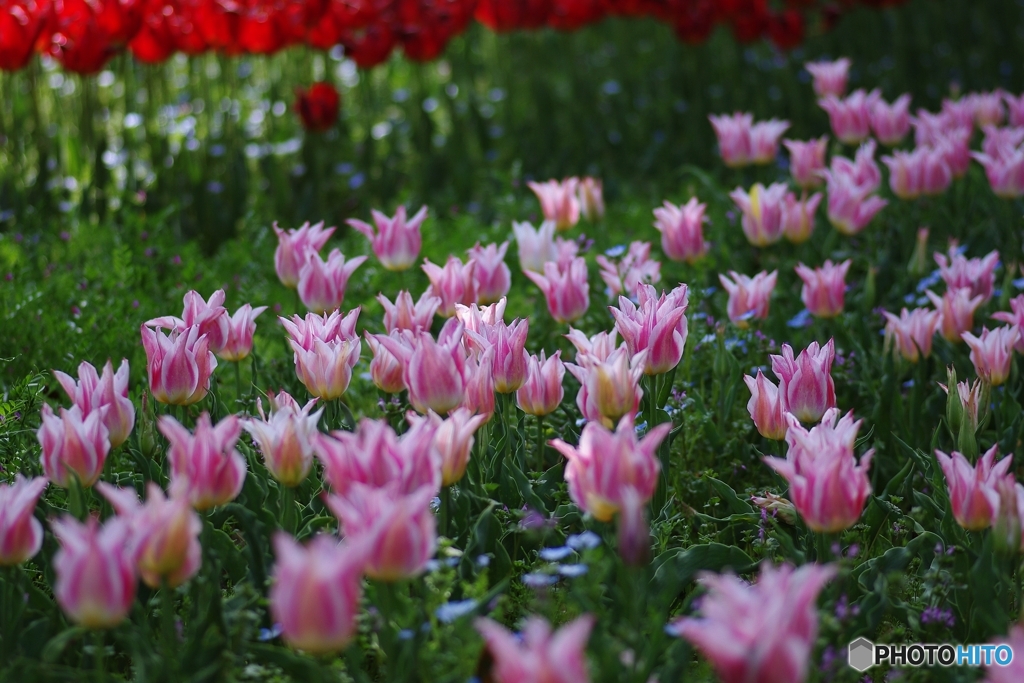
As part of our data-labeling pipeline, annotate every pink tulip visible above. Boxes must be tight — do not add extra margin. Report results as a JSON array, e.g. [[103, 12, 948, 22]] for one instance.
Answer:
[[513, 220, 563, 273], [273, 221, 335, 289], [942, 378, 984, 436], [972, 148, 1024, 198], [218, 304, 268, 361], [325, 483, 436, 581], [525, 257, 590, 324], [433, 408, 487, 486], [719, 270, 777, 326], [870, 94, 912, 145], [805, 57, 850, 98], [577, 177, 604, 222], [146, 289, 229, 353], [669, 562, 836, 683], [942, 97, 977, 131], [652, 198, 709, 264], [819, 89, 881, 145], [462, 347, 497, 420], [783, 137, 828, 189], [992, 294, 1024, 352], [596, 242, 661, 299], [708, 112, 754, 167], [50, 515, 136, 629], [1004, 92, 1024, 127], [781, 191, 823, 244], [971, 91, 1006, 127], [468, 241, 512, 305], [963, 327, 1019, 387], [456, 299, 507, 339], [468, 317, 530, 394], [244, 392, 323, 487], [913, 109, 970, 148], [269, 533, 366, 654], [159, 413, 247, 511], [936, 445, 1012, 530], [925, 288, 984, 343], [610, 283, 689, 376], [314, 416, 441, 497], [54, 359, 135, 448], [984, 625, 1024, 683], [37, 404, 110, 489], [140, 324, 219, 406], [378, 319, 468, 415], [729, 183, 788, 247], [981, 125, 1024, 159], [517, 351, 565, 417], [795, 259, 850, 318], [828, 139, 882, 193], [565, 346, 646, 427], [0, 476, 47, 566], [347, 205, 426, 272], [288, 336, 360, 401], [475, 614, 595, 683], [378, 290, 441, 333], [823, 172, 887, 236], [931, 128, 973, 178], [934, 247, 1000, 302], [550, 413, 669, 522], [297, 249, 368, 314], [566, 328, 620, 363], [881, 147, 953, 199], [96, 481, 202, 589], [528, 178, 581, 231], [422, 256, 479, 317], [280, 308, 360, 350], [749, 119, 791, 165], [743, 371, 787, 441], [882, 307, 942, 362], [366, 333, 408, 393], [770, 339, 836, 424], [765, 410, 873, 532]]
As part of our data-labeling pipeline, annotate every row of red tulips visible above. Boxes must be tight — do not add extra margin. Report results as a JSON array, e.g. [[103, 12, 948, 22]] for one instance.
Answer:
[[1, 0, 909, 74]]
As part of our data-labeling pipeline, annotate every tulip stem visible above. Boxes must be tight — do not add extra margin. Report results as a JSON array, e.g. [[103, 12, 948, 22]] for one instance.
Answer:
[[68, 475, 89, 521], [93, 630, 105, 682], [280, 485, 297, 536], [234, 361, 243, 410], [161, 580, 178, 677], [439, 485, 451, 540], [535, 415, 545, 471]]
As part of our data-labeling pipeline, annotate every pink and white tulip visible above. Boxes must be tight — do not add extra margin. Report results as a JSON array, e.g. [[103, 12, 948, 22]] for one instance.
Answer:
[[719, 270, 777, 326], [468, 241, 512, 305], [297, 249, 368, 314], [347, 205, 426, 272], [475, 615, 595, 683], [159, 413, 247, 511], [963, 327, 1019, 386], [819, 89, 881, 145], [870, 94, 912, 146], [433, 408, 487, 486], [934, 247, 1000, 302], [882, 307, 942, 362], [795, 260, 850, 318], [882, 147, 953, 199], [743, 371, 787, 441], [54, 359, 135, 449], [422, 256, 479, 317], [770, 340, 837, 424], [378, 290, 440, 333], [146, 289, 229, 353], [783, 137, 828, 189], [610, 283, 688, 376], [528, 178, 581, 231], [141, 324, 218, 406], [823, 172, 887, 235], [565, 346, 646, 428], [377, 319, 468, 415], [992, 294, 1024, 353], [244, 392, 323, 487], [218, 304, 268, 361], [37, 404, 110, 489], [652, 198, 709, 264], [936, 445, 1013, 531], [781, 191, 823, 244], [273, 221, 335, 289], [596, 242, 661, 299], [925, 288, 984, 343], [366, 333, 408, 394], [0, 476, 47, 566], [525, 257, 590, 324], [577, 177, 605, 222], [708, 112, 754, 168], [516, 351, 565, 417], [805, 57, 850, 98], [729, 183, 788, 247]]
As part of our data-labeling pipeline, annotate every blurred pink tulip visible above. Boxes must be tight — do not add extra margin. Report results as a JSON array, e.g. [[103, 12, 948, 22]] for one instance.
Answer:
[[96, 481, 202, 589], [729, 182, 788, 247], [610, 283, 688, 376], [596, 241, 661, 299], [992, 294, 1024, 352], [517, 351, 565, 417], [971, 91, 1006, 127], [934, 246, 1000, 302], [218, 304, 268, 361], [347, 205, 426, 272], [770, 339, 836, 424], [577, 177, 605, 222], [984, 624, 1024, 683], [819, 89, 881, 144], [314, 416, 440, 497], [37, 404, 110, 489], [942, 97, 977, 131], [54, 359, 135, 448], [669, 562, 836, 683], [870, 94, 912, 145], [566, 328, 620, 363], [50, 515, 136, 629], [433, 408, 487, 486], [805, 57, 850, 98], [288, 336, 360, 401], [525, 257, 590, 324], [141, 324, 218, 406], [550, 413, 669, 523], [326, 483, 436, 581], [565, 346, 646, 428], [719, 270, 777, 326], [783, 136, 828, 188], [882, 307, 942, 362], [936, 445, 1012, 530], [423, 256, 479, 317], [828, 139, 882, 193], [513, 220, 562, 273], [269, 533, 366, 654], [462, 347, 497, 420], [378, 290, 441, 333], [244, 392, 323, 487], [468, 241, 512, 305], [972, 148, 1024, 198], [280, 308, 360, 350], [378, 319, 468, 415], [913, 109, 971, 149], [781, 191, 823, 244], [749, 119, 791, 164], [273, 221, 335, 289], [881, 147, 953, 199], [765, 410, 873, 532], [159, 413, 247, 511], [1004, 92, 1024, 127], [981, 125, 1024, 160], [652, 198, 709, 263], [0, 475, 47, 566], [963, 327, 1019, 386], [475, 614, 595, 683], [366, 333, 408, 393], [528, 178, 581, 231], [925, 288, 983, 343], [468, 317, 529, 394], [795, 259, 850, 318], [743, 370, 787, 441], [709, 112, 754, 167], [146, 289, 229, 353], [823, 172, 887, 236], [297, 249, 368, 314], [456, 300, 507, 340]]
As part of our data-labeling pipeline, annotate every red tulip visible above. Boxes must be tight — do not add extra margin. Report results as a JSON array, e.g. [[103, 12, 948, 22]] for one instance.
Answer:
[[294, 82, 340, 133]]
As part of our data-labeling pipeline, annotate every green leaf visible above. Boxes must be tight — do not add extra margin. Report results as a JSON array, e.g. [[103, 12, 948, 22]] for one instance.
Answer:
[[652, 543, 756, 606]]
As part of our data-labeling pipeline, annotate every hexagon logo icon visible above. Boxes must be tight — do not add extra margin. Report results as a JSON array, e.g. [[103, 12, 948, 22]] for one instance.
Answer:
[[848, 637, 875, 672]]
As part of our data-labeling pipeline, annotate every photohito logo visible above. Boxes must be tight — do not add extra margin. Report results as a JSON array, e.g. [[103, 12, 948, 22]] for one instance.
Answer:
[[847, 638, 1014, 672]]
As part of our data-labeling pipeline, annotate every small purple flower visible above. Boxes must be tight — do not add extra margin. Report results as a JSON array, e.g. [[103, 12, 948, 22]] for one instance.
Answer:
[[171, 255, 182, 266], [59, 231, 70, 241]]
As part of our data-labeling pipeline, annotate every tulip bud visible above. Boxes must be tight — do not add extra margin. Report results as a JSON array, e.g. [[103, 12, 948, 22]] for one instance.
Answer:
[[957, 419, 979, 461], [908, 227, 929, 277], [750, 492, 798, 525], [994, 478, 1022, 556], [862, 266, 877, 313], [138, 391, 160, 459], [944, 366, 962, 438]]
